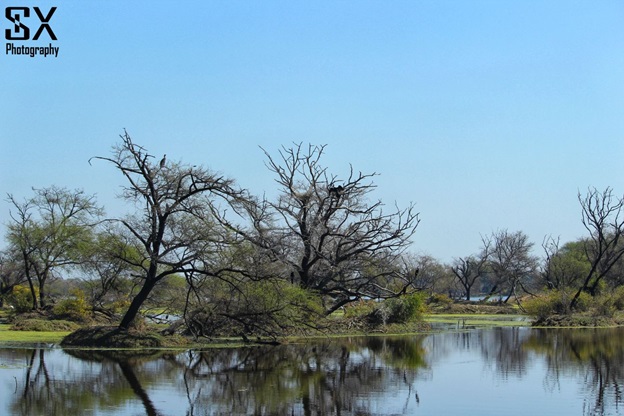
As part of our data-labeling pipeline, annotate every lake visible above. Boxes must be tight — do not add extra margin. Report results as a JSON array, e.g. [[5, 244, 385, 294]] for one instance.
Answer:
[[1, 327, 623, 415]]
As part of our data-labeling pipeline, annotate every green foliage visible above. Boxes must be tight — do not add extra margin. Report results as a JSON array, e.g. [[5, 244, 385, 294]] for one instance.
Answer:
[[367, 293, 427, 325], [52, 289, 90, 322], [612, 286, 624, 311], [109, 298, 131, 315], [546, 240, 591, 290], [240, 280, 325, 333], [594, 297, 616, 318], [574, 291, 593, 312], [6, 187, 102, 309], [428, 293, 454, 307], [524, 290, 592, 319], [523, 292, 565, 319], [186, 280, 324, 338], [6, 285, 37, 313], [384, 293, 426, 323], [344, 300, 377, 319], [147, 274, 187, 314], [10, 318, 80, 332]]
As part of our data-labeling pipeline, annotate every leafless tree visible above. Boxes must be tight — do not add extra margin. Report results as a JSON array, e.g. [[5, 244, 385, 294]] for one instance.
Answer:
[[452, 241, 491, 301], [402, 253, 452, 296], [484, 229, 538, 304], [570, 187, 624, 309], [90, 131, 244, 329], [233, 143, 420, 314]]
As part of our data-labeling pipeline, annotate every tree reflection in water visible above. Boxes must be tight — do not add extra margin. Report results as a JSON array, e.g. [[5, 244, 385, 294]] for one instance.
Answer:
[[524, 328, 624, 416], [2, 336, 426, 415], [165, 336, 427, 415], [3, 329, 624, 415]]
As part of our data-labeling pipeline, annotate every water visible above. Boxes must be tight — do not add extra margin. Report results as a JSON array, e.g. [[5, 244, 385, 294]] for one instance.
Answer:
[[1, 327, 623, 415]]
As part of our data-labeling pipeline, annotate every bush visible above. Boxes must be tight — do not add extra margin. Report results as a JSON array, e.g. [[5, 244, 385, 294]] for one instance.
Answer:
[[185, 280, 324, 338], [524, 290, 569, 319], [612, 286, 624, 311], [385, 293, 426, 323], [52, 290, 90, 322], [574, 291, 592, 312], [428, 293, 453, 306], [368, 293, 427, 325], [344, 299, 377, 319], [6, 285, 37, 313], [594, 297, 615, 318], [524, 290, 593, 319], [11, 318, 80, 332]]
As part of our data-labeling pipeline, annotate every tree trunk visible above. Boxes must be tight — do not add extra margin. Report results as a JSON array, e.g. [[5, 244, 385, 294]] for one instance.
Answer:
[[570, 266, 598, 310], [21, 251, 39, 310], [119, 279, 157, 330], [39, 278, 46, 309], [482, 284, 498, 302], [503, 279, 517, 303]]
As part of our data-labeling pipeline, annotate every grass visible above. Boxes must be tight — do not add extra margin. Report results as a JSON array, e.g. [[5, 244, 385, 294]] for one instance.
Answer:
[[0, 311, 73, 343], [0, 324, 70, 343], [0, 303, 533, 348]]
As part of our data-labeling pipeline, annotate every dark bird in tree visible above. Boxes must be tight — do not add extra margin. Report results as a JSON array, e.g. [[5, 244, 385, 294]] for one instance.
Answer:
[[328, 185, 344, 198], [160, 154, 166, 169]]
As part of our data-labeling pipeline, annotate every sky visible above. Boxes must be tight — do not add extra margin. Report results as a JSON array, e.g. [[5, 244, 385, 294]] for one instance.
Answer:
[[1, 1, 623, 262]]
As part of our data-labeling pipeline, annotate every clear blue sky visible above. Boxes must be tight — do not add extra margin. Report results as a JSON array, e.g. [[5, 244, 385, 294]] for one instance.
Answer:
[[1, 1, 623, 262]]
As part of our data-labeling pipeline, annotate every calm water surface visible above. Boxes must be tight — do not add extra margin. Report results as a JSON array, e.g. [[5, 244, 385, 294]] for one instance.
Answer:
[[1, 327, 623, 415]]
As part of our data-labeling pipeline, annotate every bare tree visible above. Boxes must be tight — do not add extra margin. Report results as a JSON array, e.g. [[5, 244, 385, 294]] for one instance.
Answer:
[[90, 131, 243, 329], [570, 187, 624, 309], [484, 230, 538, 304], [403, 253, 451, 296], [452, 241, 491, 301], [5, 186, 102, 309], [234, 143, 420, 314]]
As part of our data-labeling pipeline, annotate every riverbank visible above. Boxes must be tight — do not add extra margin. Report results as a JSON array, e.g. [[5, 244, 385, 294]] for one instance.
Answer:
[[3, 303, 623, 349], [532, 313, 624, 328], [0, 304, 526, 349]]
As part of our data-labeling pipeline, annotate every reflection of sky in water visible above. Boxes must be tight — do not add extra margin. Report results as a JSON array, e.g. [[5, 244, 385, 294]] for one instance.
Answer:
[[1, 328, 623, 415], [417, 332, 579, 415]]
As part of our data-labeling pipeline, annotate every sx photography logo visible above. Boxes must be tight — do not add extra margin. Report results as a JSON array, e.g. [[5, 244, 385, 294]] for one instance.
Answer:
[[4, 6, 59, 58]]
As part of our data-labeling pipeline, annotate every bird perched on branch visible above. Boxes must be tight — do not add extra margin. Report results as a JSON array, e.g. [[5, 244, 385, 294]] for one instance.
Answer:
[[159, 154, 166, 169], [329, 185, 344, 198]]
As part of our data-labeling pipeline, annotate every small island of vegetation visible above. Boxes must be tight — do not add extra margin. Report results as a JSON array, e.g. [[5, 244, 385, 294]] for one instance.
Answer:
[[2, 132, 624, 348]]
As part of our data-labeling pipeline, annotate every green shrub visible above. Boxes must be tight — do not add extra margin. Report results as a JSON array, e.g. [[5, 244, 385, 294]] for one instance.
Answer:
[[368, 293, 427, 325], [185, 280, 324, 338], [11, 318, 80, 332], [385, 293, 426, 323], [344, 299, 377, 319], [6, 285, 37, 313], [524, 290, 593, 319], [428, 293, 453, 306], [574, 291, 592, 312], [524, 290, 570, 319], [593, 297, 615, 318], [612, 286, 624, 311], [52, 290, 90, 322]]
